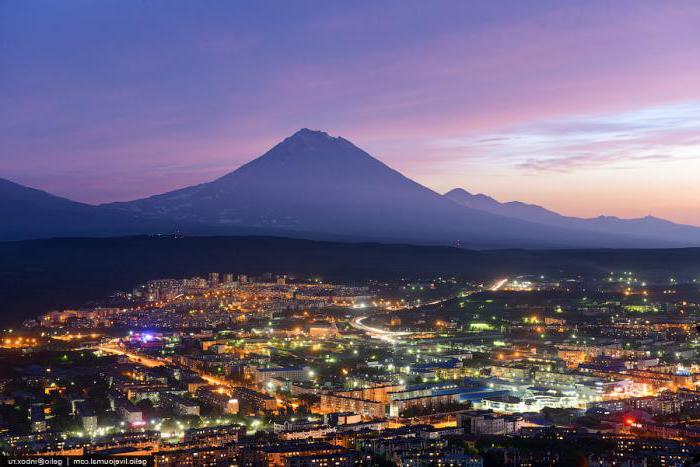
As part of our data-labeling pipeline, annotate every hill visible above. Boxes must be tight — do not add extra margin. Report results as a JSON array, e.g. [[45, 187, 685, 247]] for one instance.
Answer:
[[1, 235, 699, 324]]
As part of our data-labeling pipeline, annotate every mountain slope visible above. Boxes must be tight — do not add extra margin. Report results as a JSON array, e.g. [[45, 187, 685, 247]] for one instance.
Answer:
[[444, 188, 700, 245], [0, 178, 192, 241], [105, 129, 685, 249]]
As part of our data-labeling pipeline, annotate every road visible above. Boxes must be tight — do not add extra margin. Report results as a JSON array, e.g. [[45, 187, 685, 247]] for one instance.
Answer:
[[350, 316, 412, 343], [350, 295, 458, 342], [96, 341, 302, 412], [351, 316, 412, 336], [98, 342, 235, 388], [97, 342, 164, 368]]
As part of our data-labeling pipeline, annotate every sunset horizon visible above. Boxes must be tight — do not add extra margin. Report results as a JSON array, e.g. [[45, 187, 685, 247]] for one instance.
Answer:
[[2, 1, 699, 224]]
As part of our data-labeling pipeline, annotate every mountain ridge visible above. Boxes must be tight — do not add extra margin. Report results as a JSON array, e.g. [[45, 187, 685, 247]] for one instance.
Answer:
[[0, 177, 179, 240], [444, 187, 700, 244]]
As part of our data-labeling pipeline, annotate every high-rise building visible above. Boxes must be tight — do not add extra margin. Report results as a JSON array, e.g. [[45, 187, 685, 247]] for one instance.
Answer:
[[196, 387, 239, 414], [29, 403, 47, 433], [209, 272, 220, 287]]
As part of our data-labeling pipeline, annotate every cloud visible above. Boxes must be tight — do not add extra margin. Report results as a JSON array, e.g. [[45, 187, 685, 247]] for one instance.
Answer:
[[435, 101, 700, 173], [517, 153, 675, 172]]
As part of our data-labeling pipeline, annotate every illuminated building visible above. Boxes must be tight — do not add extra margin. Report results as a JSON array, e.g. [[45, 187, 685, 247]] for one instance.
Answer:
[[196, 387, 240, 414], [253, 366, 312, 387], [231, 386, 276, 413]]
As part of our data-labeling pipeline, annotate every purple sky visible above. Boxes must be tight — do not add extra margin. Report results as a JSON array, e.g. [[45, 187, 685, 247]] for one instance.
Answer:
[[2, 1, 700, 224]]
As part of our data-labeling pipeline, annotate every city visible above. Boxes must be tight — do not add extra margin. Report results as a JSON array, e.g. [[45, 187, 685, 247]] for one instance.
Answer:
[[2, 1, 700, 465], [1, 269, 699, 465]]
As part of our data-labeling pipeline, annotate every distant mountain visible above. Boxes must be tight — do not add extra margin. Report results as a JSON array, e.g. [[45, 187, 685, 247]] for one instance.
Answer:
[[106, 129, 673, 249], [445, 188, 577, 225], [445, 188, 700, 245], [0, 177, 191, 241], [4, 129, 700, 248]]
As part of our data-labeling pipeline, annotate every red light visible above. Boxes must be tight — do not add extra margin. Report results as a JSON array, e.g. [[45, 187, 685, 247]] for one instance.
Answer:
[[624, 417, 635, 426]]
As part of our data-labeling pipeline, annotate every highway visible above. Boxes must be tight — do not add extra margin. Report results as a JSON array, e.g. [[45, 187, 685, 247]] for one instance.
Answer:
[[490, 278, 508, 291], [349, 295, 458, 342], [351, 316, 412, 336], [350, 316, 412, 343]]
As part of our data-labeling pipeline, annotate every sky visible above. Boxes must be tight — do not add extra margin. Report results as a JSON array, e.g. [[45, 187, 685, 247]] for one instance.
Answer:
[[1, 0, 699, 224]]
